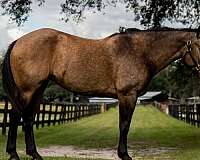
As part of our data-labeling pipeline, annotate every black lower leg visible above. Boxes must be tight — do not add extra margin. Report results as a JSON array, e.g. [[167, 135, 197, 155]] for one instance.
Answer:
[[23, 115, 42, 160], [6, 110, 21, 160]]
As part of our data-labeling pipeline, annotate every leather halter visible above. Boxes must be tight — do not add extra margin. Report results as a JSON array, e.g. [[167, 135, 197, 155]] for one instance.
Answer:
[[183, 40, 200, 71]]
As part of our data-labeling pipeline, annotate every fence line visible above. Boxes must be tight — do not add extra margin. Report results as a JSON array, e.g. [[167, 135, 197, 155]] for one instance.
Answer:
[[168, 103, 200, 127], [154, 101, 200, 127], [0, 99, 105, 135]]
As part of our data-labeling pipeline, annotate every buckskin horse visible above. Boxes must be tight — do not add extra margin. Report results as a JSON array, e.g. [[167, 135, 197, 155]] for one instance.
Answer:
[[2, 27, 200, 160]]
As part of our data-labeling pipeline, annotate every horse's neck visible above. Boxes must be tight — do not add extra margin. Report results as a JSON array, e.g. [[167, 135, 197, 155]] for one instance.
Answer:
[[145, 32, 195, 74]]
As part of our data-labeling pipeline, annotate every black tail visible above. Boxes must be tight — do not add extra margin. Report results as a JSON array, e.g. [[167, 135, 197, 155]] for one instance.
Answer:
[[2, 40, 24, 114]]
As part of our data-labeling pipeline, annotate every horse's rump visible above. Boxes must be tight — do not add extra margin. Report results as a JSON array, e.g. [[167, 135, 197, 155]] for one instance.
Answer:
[[2, 40, 25, 113]]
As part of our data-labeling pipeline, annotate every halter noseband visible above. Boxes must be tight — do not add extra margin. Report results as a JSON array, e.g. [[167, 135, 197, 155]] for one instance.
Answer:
[[184, 40, 200, 71]]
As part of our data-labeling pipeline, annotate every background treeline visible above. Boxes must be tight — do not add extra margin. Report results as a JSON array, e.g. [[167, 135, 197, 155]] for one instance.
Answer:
[[0, 51, 199, 102], [148, 61, 200, 100]]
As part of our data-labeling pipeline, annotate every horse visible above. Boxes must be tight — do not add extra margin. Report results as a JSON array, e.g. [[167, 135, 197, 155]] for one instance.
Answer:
[[2, 27, 200, 160]]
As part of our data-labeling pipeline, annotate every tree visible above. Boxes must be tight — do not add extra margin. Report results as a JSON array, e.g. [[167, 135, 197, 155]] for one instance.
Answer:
[[43, 81, 71, 102], [148, 61, 200, 100], [1, 0, 200, 27]]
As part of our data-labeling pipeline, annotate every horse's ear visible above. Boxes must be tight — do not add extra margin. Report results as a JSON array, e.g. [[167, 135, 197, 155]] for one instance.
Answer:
[[119, 27, 126, 33]]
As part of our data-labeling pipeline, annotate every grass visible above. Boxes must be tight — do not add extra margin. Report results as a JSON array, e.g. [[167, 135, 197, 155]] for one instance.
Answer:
[[1, 105, 200, 159]]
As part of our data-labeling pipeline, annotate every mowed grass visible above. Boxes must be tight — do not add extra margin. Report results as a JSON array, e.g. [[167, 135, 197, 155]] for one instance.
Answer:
[[1, 106, 200, 159]]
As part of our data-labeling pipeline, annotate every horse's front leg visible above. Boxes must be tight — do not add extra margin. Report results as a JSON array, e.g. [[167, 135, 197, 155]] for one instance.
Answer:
[[117, 93, 137, 160]]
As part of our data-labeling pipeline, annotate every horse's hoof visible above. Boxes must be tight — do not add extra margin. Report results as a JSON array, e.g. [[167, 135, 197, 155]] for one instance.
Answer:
[[8, 153, 20, 160], [118, 151, 132, 160], [31, 152, 43, 160], [122, 155, 132, 160], [27, 151, 43, 160]]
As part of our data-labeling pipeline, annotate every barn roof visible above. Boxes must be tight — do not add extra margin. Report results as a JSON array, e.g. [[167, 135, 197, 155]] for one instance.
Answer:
[[138, 91, 162, 100], [89, 97, 118, 103]]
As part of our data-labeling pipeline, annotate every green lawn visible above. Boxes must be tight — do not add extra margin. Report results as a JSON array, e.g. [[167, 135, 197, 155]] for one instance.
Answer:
[[1, 106, 200, 160]]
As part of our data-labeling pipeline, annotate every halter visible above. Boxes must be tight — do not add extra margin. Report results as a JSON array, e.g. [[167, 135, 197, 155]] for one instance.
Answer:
[[183, 40, 200, 71]]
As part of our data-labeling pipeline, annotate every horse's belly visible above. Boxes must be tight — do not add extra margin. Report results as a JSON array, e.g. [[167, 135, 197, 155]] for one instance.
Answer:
[[54, 68, 116, 97], [59, 77, 116, 96], [66, 75, 114, 95]]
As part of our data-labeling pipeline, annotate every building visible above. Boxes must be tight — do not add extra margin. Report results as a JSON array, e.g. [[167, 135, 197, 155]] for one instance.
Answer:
[[137, 91, 168, 105], [89, 97, 118, 104]]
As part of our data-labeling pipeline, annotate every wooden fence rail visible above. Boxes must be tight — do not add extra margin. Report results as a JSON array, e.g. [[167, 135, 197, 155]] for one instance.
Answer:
[[155, 102, 200, 127], [168, 103, 200, 127], [0, 99, 102, 135]]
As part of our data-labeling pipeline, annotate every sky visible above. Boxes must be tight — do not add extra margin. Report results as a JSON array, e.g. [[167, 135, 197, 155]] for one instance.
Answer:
[[0, 1, 186, 52]]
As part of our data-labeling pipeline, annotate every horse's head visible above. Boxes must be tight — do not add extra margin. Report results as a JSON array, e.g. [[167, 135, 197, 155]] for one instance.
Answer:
[[182, 39, 200, 74]]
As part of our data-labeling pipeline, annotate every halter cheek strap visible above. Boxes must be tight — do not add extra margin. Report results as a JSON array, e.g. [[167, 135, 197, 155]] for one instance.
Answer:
[[183, 40, 200, 71]]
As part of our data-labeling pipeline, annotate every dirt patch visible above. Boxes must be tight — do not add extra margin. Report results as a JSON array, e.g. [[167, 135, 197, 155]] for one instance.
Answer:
[[36, 146, 176, 159], [38, 146, 118, 159]]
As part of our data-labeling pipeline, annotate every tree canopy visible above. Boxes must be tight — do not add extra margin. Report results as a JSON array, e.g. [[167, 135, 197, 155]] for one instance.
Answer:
[[1, 0, 200, 27], [148, 61, 200, 101]]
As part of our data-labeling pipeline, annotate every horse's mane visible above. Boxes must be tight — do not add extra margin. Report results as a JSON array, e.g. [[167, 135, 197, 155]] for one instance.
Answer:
[[125, 27, 199, 32], [108, 27, 199, 38]]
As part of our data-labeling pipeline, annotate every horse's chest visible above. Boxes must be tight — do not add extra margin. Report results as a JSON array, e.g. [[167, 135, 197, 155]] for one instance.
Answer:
[[115, 63, 151, 94]]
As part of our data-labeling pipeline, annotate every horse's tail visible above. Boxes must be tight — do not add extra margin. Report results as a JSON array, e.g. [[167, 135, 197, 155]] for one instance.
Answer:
[[2, 40, 24, 114]]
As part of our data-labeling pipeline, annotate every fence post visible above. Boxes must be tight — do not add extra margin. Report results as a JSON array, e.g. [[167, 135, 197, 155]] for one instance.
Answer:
[[197, 104, 200, 127], [77, 104, 81, 119], [2, 98, 9, 135], [48, 103, 52, 126], [82, 106, 85, 117], [36, 113, 39, 129], [63, 105, 67, 122], [54, 104, 58, 125], [58, 105, 62, 124], [66, 105, 70, 121], [74, 105, 78, 121], [186, 104, 190, 123], [101, 103, 106, 113], [42, 103, 45, 127], [60, 105, 64, 124]]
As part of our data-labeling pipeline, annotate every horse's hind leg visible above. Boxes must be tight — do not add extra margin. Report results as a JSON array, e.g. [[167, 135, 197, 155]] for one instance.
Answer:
[[23, 105, 42, 160], [23, 82, 47, 160], [6, 109, 21, 160]]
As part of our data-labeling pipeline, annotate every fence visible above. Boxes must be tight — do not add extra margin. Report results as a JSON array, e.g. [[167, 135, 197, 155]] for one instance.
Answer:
[[0, 99, 102, 135], [155, 102, 200, 127], [168, 103, 200, 127]]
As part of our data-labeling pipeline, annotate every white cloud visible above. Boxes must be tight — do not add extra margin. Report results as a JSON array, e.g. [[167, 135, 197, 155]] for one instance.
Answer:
[[74, 3, 142, 39], [0, 16, 14, 50], [19, 1, 143, 39], [7, 28, 24, 40], [0, 13, 25, 51]]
